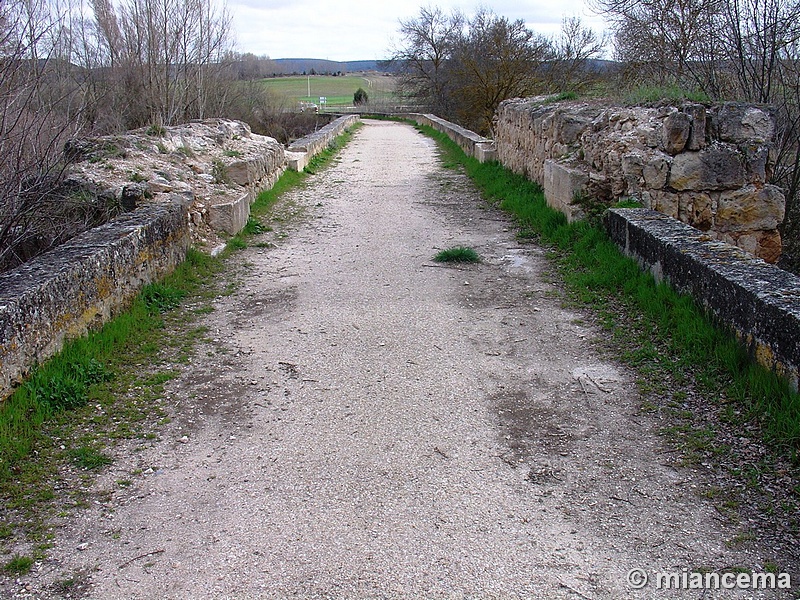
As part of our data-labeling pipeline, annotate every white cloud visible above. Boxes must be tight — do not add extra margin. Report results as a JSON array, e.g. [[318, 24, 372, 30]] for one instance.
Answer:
[[227, 0, 607, 61]]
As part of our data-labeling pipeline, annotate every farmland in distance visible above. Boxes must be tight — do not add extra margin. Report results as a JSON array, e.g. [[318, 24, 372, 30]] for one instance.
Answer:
[[259, 74, 400, 111]]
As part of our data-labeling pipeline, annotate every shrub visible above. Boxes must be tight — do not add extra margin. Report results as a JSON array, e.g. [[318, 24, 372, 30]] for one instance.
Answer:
[[354, 87, 369, 105]]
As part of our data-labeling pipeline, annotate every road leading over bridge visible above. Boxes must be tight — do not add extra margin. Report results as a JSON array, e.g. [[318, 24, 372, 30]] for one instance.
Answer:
[[32, 120, 783, 599]]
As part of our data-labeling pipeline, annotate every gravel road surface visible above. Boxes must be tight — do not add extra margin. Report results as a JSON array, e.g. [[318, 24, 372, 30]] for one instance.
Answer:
[[12, 119, 792, 599]]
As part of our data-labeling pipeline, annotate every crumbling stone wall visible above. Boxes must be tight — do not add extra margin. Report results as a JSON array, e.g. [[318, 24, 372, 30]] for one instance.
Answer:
[[69, 119, 287, 241], [495, 98, 785, 263]]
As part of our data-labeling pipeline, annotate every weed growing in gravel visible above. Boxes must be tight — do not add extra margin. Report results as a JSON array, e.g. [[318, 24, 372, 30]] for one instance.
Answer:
[[69, 447, 113, 470], [3, 554, 33, 575], [434, 246, 481, 263]]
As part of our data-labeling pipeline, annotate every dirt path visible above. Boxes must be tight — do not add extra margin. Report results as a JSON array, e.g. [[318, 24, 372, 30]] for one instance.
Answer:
[[16, 120, 793, 599]]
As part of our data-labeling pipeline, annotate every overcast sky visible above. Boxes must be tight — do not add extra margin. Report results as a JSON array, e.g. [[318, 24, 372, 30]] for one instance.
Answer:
[[228, 0, 608, 62]]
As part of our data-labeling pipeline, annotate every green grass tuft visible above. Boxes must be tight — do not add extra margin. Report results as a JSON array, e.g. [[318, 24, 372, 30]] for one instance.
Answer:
[[69, 447, 113, 470], [4, 554, 33, 575], [242, 216, 270, 235], [141, 283, 187, 313], [434, 246, 481, 263]]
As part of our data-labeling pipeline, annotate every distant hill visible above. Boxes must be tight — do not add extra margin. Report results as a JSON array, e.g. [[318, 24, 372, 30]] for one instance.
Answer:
[[269, 57, 618, 76], [272, 58, 393, 74]]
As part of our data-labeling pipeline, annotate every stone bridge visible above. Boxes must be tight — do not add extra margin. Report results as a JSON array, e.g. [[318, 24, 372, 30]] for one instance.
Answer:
[[0, 101, 798, 400], [6, 116, 800, 598]]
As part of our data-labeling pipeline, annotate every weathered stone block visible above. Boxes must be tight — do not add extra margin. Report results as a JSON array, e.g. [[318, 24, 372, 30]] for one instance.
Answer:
[[683, 103, 707, 150], [755, 230, 783, 264], [225, 159, 259, 186], [678, 191, 713, 231], [208, 193, 250, 235], [643, 153, 672, 189], [669, 146, 746, 191], [544, 159, 589, 222], [622, 151, 645, 191], [741, 143, 769, 184], [715, 103, 775, 143], [650, 190, 679, 218], [475, 142, 496, 162], [555, 112, 591, 145], [716, 184, 785, 232], [286, 150, 308, 172], [0, 198, 189, 399], [663, 110, 691, 154]]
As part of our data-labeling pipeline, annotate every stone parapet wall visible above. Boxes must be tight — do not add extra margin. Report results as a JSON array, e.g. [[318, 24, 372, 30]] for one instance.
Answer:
[[606, 208, 800, 388], [407, 114, 496, 162], [0, 197, 190, 399], [495, 98, 785, 263], [287, 115, 360, 169]]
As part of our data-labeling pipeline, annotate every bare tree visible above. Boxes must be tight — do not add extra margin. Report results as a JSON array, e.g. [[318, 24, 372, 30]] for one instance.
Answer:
[[592, 0, 800, 273], [88, 0, 233, 129], [390, 6, 464, 115], [592, 0, 724, 94], [546, 16, 607, 93], [0, 0, 113, 272], [450, 9, 552, 135], [391, 6, 551, 135], [0, 0, 237, 272]]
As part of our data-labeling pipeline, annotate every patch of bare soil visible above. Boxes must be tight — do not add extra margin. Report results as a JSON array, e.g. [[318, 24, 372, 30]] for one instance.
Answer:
[[4, 120, 797, 599]]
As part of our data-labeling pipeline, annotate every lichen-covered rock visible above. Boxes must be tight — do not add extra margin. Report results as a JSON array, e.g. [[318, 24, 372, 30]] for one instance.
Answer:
[[0, 198, 189, 399], [605, 208, 800, 388]]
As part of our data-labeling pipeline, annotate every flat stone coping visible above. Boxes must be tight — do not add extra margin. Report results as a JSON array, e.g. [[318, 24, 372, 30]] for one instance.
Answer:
[[606, 208, 800, 388]]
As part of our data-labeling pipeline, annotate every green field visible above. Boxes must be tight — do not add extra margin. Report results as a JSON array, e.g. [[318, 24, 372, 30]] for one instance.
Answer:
[[259, 75, 398, 110]]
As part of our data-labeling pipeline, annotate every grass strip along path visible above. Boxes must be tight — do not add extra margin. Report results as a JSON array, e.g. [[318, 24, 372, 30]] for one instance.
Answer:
[[0, 130, 357, 576]]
